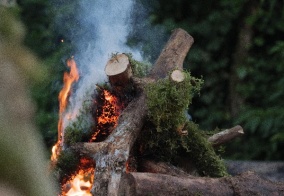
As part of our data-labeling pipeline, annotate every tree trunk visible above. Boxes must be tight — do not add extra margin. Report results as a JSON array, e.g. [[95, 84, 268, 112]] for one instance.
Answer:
[[229, 1, 256, 117]]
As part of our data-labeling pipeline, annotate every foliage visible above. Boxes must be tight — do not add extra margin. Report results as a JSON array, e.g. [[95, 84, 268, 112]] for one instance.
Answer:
[[17, 0, 77, 149], [181, 121, 228, 177], [125, 53, 152, 77], [55, 149, 80, 182], [17, 0, 284, 160], [145, 71, 203, 132], [142, 71, 226, 177], [64, 97, 94, 146]]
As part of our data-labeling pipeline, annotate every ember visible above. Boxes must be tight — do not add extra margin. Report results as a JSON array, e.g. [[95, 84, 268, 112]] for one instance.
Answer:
[[90, 89, 122, 142]]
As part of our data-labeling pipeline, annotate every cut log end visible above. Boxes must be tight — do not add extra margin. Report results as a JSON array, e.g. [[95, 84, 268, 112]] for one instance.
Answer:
[[105, 54, 130, 76], [105, 53, 133, 87], [170, 70, 185, 83]]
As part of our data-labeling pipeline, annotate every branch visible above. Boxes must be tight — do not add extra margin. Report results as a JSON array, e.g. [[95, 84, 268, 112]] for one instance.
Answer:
[[208, 125, 244, 147]]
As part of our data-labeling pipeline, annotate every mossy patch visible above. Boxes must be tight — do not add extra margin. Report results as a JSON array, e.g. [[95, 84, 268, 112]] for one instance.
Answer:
[[141, 71, 228, 177], [181, 121, 228, 177], [125, 53, 151, 77], [145, 70, 203, 132]]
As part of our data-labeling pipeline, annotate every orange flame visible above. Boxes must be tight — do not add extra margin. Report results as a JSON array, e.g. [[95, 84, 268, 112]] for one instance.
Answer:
[[51, 58, 80, 162], [61, 158, 95, 196]]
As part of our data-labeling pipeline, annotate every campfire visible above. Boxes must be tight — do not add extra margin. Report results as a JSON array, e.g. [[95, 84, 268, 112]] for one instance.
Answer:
[[46, 29, 283, 195], [51, 57, 125, 195]]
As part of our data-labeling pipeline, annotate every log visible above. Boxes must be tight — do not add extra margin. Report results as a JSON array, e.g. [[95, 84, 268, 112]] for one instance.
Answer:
[[150, 29, 194, 78], [105, 53, 132, 87], [139, 160, 193, 177], [119, 171, 284, 195], [208, 125, 244, 147], [89, 28, 194, 195]]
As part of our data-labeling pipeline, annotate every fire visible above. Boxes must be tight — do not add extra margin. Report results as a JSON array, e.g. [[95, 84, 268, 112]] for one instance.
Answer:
[[91, 89, 121, 141], [51, 57, 79, 162], [61, 158, 95, 196], [51, 57, 123, 196]]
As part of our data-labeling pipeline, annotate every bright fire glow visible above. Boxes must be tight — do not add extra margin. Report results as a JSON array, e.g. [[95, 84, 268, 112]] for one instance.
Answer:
[[51, 59, 123, 196], [61, 158, 95, 196], [91, 89, 120, 141], [51, 57, 79, 162]]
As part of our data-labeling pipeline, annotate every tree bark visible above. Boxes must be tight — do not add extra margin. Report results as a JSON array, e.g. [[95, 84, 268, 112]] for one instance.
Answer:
[[119, 171, 284, 196]]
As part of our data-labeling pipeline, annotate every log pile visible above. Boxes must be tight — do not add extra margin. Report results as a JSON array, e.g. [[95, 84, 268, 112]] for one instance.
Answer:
[[69, 28, 284, 195]]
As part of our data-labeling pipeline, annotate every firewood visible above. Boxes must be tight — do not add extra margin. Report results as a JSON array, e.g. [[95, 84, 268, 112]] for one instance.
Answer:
[[105, 53, 132, 87], [119, 171, 284, 195], [208, 125, 244, 147]]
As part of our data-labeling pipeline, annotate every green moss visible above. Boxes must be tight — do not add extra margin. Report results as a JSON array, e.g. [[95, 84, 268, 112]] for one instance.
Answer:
[[181, 121, 228, 177], [145, 71, 203, 132], [141, 71, 227, 177], [125, 53, 151, 77]]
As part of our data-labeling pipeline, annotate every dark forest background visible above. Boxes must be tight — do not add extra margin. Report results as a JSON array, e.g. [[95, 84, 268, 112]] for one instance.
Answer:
[[13, 0, 284, 160]]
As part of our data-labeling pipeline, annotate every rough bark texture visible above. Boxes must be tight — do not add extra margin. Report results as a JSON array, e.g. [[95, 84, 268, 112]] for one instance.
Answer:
[[150, 28, 194, 78], [88, 28, 194, 195], [119, 171, 284, 196]]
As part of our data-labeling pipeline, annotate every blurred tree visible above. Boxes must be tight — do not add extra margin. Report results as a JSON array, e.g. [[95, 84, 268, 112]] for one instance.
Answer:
[[0, 4, 57, 195], [17, 0, 75, 148]]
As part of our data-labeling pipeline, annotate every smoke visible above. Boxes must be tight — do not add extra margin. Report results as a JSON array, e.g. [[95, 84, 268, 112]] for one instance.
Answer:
[[54, 0, 142, 129]]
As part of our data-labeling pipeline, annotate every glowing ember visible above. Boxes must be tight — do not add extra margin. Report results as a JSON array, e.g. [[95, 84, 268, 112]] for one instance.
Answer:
[[91, 89, 121, 141], [51, 57, 80, 162]]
